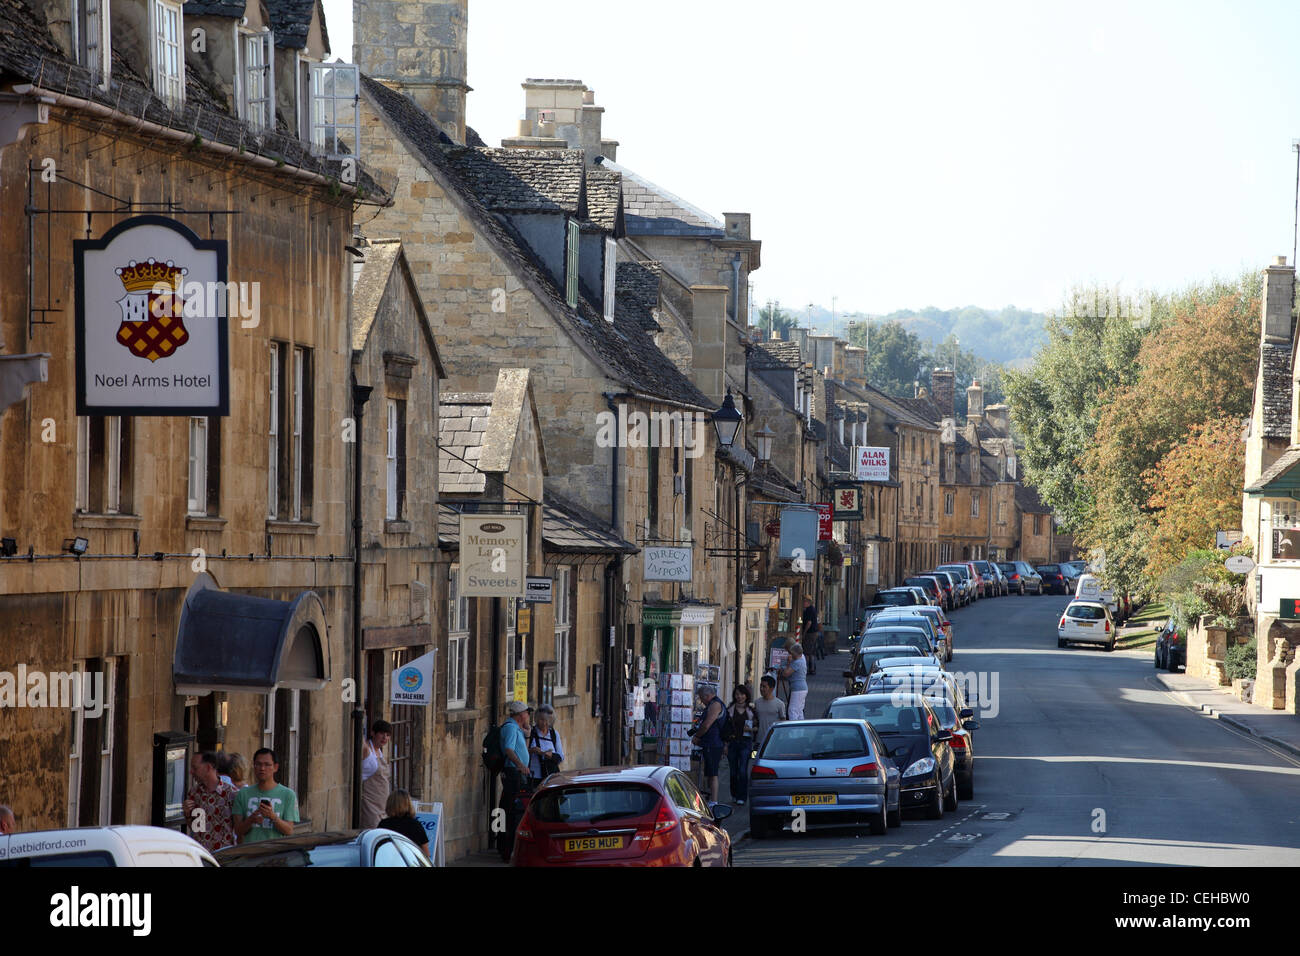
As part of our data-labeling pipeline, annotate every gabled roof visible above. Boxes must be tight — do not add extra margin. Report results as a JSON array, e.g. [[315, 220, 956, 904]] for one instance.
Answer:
[[361, 76, 712, 410], [596, 158, 725, 238], [1245, 446, 1300, 494], [1014, 484, 1051, 514], [1261, 342, 1293, 440], [438, 393, 493, 495], [836, 379, 938, 432], [350, 238, 446, 376], [584, 168, 624, 234], [897, 395, 944, 425], [264, 0, 328, 52], [753, 341, 803, 371], [440, 148, 585, 216]]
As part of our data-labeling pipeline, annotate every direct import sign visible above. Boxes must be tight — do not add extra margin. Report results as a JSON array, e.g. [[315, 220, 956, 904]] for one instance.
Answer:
[[76, 215, 229, 416], [855, 446, 890, 481], [645, 546, 692, 582], [459, 514, 527, 597]]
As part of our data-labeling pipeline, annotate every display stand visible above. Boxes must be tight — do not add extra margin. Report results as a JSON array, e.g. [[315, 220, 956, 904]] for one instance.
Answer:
[[654, 672, 695, 770]]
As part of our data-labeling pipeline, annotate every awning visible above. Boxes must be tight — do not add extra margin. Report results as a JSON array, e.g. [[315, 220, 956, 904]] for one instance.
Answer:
[[173, 574, 330, 695], [1245, 448, 1300, 496]]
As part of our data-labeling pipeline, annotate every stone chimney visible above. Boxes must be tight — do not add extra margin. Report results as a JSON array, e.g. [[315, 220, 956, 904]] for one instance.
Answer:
[[967, 379, 984, 422], [1264, 255, 1295, 345], [690, 285, 728, 405], [931, 368, 955, 418], [501, 79, 607, 166], [724, 213, 751, 240], [354, 0, 469, 144], [984, 403, 1010, 437]]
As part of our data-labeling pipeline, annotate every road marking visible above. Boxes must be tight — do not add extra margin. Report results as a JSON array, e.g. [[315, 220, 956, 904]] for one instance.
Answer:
[[1145, 675, 1300, 770]]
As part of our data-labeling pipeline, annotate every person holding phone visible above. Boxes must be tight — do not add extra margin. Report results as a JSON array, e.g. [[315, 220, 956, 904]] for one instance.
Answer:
[[232, 747, 299, 843]]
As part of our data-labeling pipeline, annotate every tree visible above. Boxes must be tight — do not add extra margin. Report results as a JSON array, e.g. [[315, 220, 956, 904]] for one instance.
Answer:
[[847, 320, 926, 397], [757, 300, 796, 339]]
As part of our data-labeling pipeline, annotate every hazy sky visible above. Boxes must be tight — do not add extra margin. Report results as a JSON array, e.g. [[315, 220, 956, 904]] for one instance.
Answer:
[[322, 0, 1300, 315]]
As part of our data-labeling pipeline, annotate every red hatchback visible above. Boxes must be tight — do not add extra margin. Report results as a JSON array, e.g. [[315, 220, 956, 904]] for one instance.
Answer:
[[511, 765, 733, 867]]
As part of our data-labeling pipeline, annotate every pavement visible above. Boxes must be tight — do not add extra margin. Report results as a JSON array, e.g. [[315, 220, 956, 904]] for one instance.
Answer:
[[1151, 665, 1300, 760]]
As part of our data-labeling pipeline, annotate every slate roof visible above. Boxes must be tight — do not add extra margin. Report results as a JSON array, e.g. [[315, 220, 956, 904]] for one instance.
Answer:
[[584, 168, 623, 233], [1014, 484, 1052, 514], [837, 379, 937, 432], [362, 76, 711, 410], [543, 492, 638, 554], [351, 239, 404, 353], [264, 0, 328, 52], [596, 158, 725, 238], [615, 259, 662, 332], [440, 147, 585, 215], [897, 395, 944, 425], [438, 393, 493, 495], [1261, 342, 1293, 440], [753, 341, 803, 371], [184, 0, 247, 17]]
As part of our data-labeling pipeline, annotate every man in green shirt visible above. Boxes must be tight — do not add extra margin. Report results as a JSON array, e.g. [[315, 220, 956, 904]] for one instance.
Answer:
[[232, 747, 299, 843]]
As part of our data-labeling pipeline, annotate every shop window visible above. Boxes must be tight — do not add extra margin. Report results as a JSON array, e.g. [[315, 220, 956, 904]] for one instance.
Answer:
[[69, 657, 127, 826], [389, 647, 426, 800], [1268, 499, 1300, 561]]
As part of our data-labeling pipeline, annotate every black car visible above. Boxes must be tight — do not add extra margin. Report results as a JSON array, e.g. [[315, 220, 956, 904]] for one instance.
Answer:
[[971, 561, 1006, 597], [1155, 619, 1186, 672], [996, 561, 1029, 595], [843, 644, 925, 695], [826, 692, 958, 819], [923, 570, 959, 608], [1036, 564, 1069, 595], [858, 625, 940, 662], [215, 829, 432, 867], [926, 696, 979, 800]]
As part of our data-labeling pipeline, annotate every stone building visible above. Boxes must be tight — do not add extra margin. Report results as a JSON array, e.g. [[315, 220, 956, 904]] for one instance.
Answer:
[[0, 0, 377, 830]]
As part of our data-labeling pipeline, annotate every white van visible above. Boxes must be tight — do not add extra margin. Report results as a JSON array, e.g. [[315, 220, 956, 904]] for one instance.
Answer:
[[0, 825, 218, 866], [1075, 574, 1117, 617]]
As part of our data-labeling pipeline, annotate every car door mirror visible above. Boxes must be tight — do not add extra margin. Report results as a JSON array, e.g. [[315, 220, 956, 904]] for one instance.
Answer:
[[710, 803, 733, 822], [933, 730, 952, 742], [963, 719, 981, 732], [959, 708, 974, 719]]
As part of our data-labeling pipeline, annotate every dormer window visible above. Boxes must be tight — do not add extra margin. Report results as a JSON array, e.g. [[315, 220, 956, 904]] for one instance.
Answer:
[[602, 238, 617, 324], [151, 0, 184, 106], [566, 219, 580, 308], [310, 63, 360, 158], [241, 29, 275, 130], [75, 0, 111, 87]]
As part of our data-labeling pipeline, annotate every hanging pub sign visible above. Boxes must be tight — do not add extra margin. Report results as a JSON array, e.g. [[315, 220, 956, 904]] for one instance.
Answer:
[[75, 216, 230, 416], [854, 446, 890, 481], [459, 513, 527, 597], [645, 546, 693, 582], [815, 503, 833, 540], [832, 483, 863, 519]]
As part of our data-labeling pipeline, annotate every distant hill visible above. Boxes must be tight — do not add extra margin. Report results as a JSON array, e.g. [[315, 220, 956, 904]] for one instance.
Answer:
[[796, 304, 1048, 368]]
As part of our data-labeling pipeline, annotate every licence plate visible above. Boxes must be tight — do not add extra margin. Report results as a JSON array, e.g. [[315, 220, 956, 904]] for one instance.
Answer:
[[564, 835, 624, 852], [1077, 622, 1093, 627], [791, 794, 837, 805]]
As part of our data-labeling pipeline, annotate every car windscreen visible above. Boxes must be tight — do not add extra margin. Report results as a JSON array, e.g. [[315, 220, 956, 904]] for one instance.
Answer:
[[873, 616, 936, 639], [854, 647, 919, 674], [925, 699, 959, 729], [530, 784, 660, 824], [997, 563, 1016, 573], [862, 629, 929, 652], [1066, 604, 1107, 620], [826, 700, 925, 735], [760, 724, 868, 759], [1038, 565, 1060, 573], [938, 565, 970, 580], [877, 591, 916, 606]]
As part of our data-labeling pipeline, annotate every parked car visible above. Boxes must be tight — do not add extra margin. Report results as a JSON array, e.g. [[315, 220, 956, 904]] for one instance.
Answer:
[[1, 825, 218, 867], [1036, 564, 1069, 595], [875, 588, 926, 608], [1012, 561, 1043, 594], [843, 644, 925, 695], [1061, 560, 1090, 581], [937, 563, 977, 603], [925, 696, 979, 800], [510, 765, 732, 866], [972, 561, 1006, 596], [825, 692, 958, 819], [871, 606, 954, 662], [867, 667, 967, 715], [997, 561, 1028, 595], [905, 576, 947, 609], [1155, 619, 1186, 672], [749, 719, 902, 838], [1075, 573, 1120, 620], [216, 829, 430, 867], [1057, 600, 1114, 651], [924, 569, 960, 608], [858, 626, 942, 665]]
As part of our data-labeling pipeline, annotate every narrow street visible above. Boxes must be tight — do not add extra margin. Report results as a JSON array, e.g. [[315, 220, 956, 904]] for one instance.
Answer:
[[733, 596, 1300, 867]]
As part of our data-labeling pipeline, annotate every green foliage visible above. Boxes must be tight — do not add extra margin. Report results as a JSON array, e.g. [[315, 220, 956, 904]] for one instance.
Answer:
[[1225, 639, 1257, 681], [845, 320, 1007, 410], [757, 301, 797, 339], [866, 305, 1048, 367], [1158, 548, 1247, 634]]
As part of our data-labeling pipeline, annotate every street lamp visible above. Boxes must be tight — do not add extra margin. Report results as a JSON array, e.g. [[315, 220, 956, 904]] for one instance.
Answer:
[[712, 390, 743, 448], [754, 421, 775, 464]]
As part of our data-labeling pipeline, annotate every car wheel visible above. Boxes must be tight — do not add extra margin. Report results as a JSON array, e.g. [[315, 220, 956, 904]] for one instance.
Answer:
[[1167, 654, 1180, 673], [943, 774, 959, 812], [1105, 640, 1115, 652], [1154, 646, 1164, 669], [749, 816, 769, 841], [926, 778, 944, 819], [868, 805, 887, 836], [887, 803, 901, 828], [1057, 637, 1067, 648], [692, 856, 702, 867], [958, 772, 974, 801]]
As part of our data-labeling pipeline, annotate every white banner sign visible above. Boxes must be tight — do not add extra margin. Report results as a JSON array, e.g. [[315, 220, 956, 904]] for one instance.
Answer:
[[524, 576, 553, 603], [459, 514, 527, 596], [76, 216, 229, 415], [855, 446, 890, 481], [645, 546, 693, 582], [391, 650, 436, 707]]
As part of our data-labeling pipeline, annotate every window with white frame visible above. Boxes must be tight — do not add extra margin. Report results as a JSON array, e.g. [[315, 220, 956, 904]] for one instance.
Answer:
[[1267, 499, 1300, 561], [188, 418, 208, 515], [241, 29, 275, 129], [292, 347, 305, 520], [386, 399, 406, 522], [76, 0, 111, 86], [448, 567, 469, 707], [566, 220, 580, 308], [310, 63, 360, 157], [602, 238, 617, 323], [76, 416, 131, 514], [554, 567, 572, 694], [151, 0, 184, 106], [971, 491, 980, 518], [997, 501, 1005, 525]]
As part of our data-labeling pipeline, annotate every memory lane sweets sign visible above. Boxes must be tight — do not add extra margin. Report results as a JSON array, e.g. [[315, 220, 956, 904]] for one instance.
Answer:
[[459, 513, 527, 597], [76, 216, 229, 416]]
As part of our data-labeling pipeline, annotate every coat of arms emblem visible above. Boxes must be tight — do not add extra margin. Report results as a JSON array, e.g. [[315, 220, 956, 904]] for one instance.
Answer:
[[114, 258, 189, 362]]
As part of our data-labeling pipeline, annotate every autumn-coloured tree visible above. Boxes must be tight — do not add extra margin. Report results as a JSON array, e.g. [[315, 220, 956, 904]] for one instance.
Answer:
[[1143, 416, 1245, 581]]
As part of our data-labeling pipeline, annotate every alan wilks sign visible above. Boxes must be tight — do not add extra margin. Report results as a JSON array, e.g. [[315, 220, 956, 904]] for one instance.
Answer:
[[854, 446, 890, 482], [76, 216, 229, 416], [459, 513, 527, 597]]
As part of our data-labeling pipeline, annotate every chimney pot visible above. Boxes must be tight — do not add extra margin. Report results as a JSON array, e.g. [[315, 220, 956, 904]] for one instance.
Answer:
[[1276, 255, 1289, 266]]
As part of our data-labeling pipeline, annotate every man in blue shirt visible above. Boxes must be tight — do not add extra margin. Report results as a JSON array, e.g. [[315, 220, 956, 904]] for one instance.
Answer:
[[498, 700, 532, 862]]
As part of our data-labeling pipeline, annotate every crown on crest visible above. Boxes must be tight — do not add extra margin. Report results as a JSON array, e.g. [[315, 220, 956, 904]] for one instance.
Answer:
[[115, 258, 187, 293]]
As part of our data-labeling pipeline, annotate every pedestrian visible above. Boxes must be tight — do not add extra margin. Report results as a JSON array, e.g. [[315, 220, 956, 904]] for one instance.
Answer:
[[232, 748, 299, 844], [225, 752, 248, 790], [377, 788, 430, 860], [214, 752, 235, 788], [361, 719, 392, 829], [0, 805, 15, 835], [497, 700, 533, 862], [779, 643, 809, 720], [726, 685, 756, 806], [754, 674, 787, 742], [691, 684, 727, 804], [802, 596, 822, 673], [528, 704, 564, 780], [183, 750, 238, 853]]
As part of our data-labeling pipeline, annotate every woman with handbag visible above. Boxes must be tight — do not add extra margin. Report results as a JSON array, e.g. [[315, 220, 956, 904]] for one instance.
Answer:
[[528, 704, 565, 780], [726, 685, 757, 806]]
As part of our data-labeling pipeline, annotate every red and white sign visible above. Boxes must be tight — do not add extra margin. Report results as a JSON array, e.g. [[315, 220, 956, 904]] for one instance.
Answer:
[[815, 503, 832, 541], [855, 446, 890, 482]]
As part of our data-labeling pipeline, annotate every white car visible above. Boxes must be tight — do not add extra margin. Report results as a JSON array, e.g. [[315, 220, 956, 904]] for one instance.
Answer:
[[1075, 574, 1119, 620], [0, 825, 219, 866], [1058, 600, 1114, 651]]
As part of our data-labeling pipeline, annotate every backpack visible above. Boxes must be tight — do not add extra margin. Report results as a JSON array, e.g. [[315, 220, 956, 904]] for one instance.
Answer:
[[715, 700, 735, 743], [481, 723, 505, 773]]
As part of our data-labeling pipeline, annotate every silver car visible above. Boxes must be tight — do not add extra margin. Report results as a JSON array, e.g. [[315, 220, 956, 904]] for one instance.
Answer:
[[748, 720, 902, 839]]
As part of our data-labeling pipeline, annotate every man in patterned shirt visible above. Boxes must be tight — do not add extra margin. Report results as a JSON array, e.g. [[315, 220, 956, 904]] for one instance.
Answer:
[[183, 750, 238, 853]]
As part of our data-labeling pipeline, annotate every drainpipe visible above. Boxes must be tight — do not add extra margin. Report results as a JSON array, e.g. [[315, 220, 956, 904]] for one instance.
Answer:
[[603, 393, 622, 764], [349, 376, 372, 829]]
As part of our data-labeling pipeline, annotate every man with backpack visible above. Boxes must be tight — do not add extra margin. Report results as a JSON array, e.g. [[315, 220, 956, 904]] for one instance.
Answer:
[[689, 685, 728, 805], [494, 700, 533, 862]]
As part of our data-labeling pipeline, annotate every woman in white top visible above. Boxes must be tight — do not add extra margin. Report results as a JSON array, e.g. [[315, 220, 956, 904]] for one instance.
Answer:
[[360, 719, 392, 829], [528, 704, 565, 780]]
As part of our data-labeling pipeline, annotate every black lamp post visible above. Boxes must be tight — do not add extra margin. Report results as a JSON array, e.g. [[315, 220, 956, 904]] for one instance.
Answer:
[[712, 391, 745, 693], [711, 389, 743, 448]]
